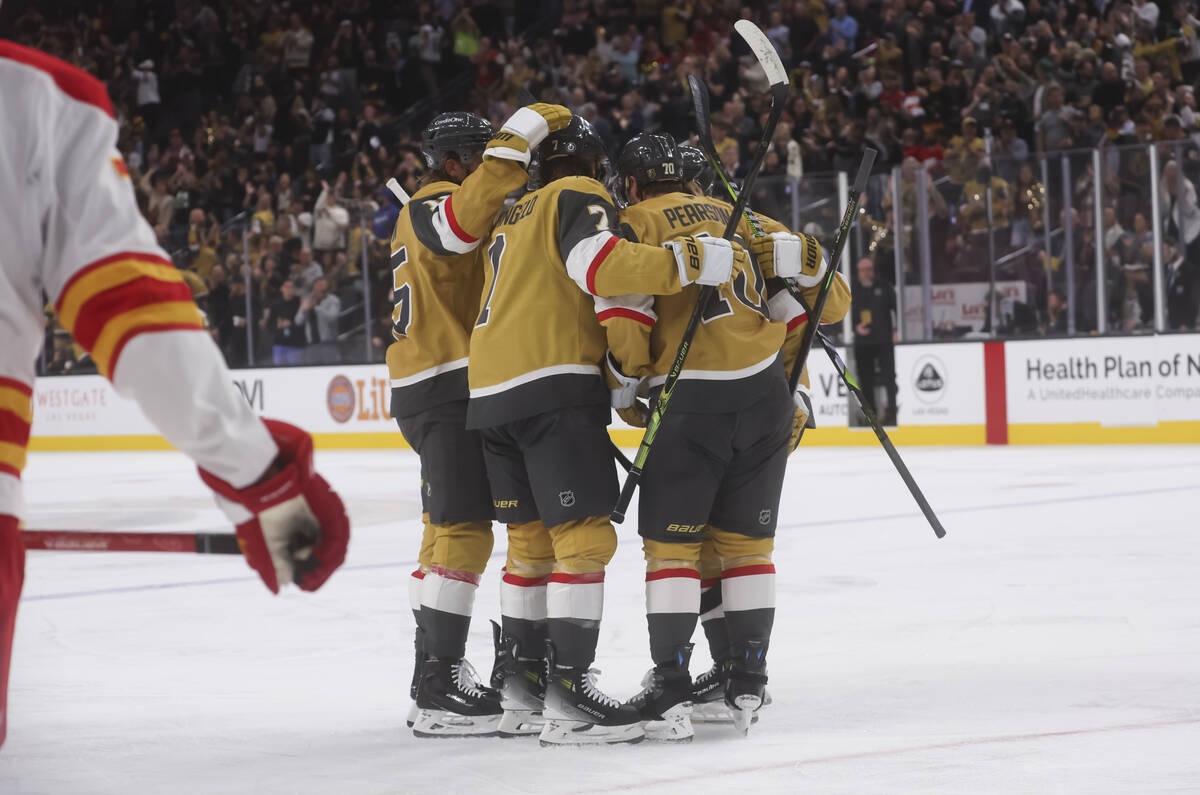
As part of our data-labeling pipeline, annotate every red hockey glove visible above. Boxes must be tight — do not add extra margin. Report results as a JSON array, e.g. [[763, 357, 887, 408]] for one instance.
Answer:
[[198, 420, 349, 594]]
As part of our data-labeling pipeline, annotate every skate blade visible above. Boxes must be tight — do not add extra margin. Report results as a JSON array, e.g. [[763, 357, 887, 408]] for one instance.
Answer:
[[644, 703, 694, 743], [729, 695, 763, 736], [498, 709, 544, 738], [538, 718, 645, 746], [412, 709, 502, 738], [690, 699, 760, 725]]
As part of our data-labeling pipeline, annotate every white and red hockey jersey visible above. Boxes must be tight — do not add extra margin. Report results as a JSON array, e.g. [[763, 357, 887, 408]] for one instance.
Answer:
[[0, 41, 277, 520]]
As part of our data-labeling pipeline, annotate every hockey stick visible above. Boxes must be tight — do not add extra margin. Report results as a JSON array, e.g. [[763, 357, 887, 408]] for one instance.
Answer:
[[812, 329, 946, 537], [611, 20, 789, 523], [690, 87, 944, 540], [785, 151, 873, 394], [23, 529, 241, 554], [385, 177, 411, 207]]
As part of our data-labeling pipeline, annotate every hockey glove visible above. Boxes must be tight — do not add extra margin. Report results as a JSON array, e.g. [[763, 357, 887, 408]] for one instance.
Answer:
[[484, 103, 573, 167], [605, 351, 649, 427], [790, 387, 816, 452], [752, 232, 826, 286], [199, 419, 349, 594], [666, 235, 744, 287]]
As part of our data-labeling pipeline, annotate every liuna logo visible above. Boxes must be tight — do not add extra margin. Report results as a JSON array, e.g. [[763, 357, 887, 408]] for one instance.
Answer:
[[912, 355, 947, 404]]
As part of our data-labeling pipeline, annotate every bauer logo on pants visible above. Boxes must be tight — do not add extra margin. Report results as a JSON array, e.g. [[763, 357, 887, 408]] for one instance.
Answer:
[[559, 490, 575, 508]]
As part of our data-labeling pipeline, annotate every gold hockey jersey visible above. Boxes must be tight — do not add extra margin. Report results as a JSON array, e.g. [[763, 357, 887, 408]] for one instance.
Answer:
[[746, 209, 852, 389], [386, 158, 527, 418], [466, 176, 705, 428], [608, 193, 777, 411]]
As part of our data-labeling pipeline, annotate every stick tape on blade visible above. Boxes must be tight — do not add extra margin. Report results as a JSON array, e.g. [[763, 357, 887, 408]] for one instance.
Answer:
[[734, 20, 788, 86]]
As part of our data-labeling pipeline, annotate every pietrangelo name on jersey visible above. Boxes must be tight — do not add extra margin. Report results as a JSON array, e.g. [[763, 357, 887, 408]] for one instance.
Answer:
[[496, 195, 539, 227], [661, 201, 731, 230]]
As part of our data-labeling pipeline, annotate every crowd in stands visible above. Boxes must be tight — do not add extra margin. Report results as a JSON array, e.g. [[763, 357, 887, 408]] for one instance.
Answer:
[[3, 0, 1198, 373]]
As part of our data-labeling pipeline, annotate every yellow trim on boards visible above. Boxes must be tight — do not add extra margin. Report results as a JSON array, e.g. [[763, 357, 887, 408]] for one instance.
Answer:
[[26, 421, 1200, 453], [29, 425, 988, 452], [1007, 421, 1200, 445]]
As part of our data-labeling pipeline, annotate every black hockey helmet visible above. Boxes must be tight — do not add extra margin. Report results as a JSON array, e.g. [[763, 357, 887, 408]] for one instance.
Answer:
[[421, 111, 492, 170], [617, 133, 684, 197], [537, 117, 609, 183], [678, 144, 716, 196]]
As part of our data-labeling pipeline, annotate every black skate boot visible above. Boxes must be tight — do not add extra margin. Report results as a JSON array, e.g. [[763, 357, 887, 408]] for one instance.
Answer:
[[406, 627, 424, 728], [539, 642, 644, 746], [692, 658, 770, 724], [626, 644, 694, 742], [490, 621, 546, 738], [689, 658, 729, 723], [725, 640, 768, 735], [412, 655, 502, 738]]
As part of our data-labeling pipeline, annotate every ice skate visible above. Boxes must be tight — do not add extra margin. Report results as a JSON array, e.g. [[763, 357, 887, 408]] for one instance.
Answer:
[[490, 621, 545, 737], [691, 659, 769, 724], [539, 643, 644, 746], [406, 628, 424, 728], [411, 656, 502, 738], [725, 641, 769, 735], [626, 644, 694, 742]]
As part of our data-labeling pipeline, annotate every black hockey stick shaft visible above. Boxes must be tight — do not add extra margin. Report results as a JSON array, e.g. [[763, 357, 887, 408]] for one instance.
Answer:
[[691, 88, 944, 541], [612, 22, 789, 524], [813, 330, 946, 538], [786, 151, 874, 394]]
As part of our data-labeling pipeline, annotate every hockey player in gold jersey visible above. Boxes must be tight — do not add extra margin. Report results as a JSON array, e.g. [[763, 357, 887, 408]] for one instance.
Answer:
[[468, 117, 743, 745], [604, 134, 851, 737], [674, 143, 853, 725], [387, 104, 571, 737]]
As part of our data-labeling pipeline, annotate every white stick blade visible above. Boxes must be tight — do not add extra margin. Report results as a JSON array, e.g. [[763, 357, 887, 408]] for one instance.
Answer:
[[386, 177, 410, 206], [734, 20, 788, 87]]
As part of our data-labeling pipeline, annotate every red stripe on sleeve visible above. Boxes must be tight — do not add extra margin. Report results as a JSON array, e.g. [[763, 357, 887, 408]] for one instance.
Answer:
[[700, 577, 721, 589], [443, 194, 478, 244], [503, 572, 552, 587], [70, 277, 195, 350], [646, 568, 702, 582], [549, 571, 606, 585], [0, 378, 33, 398], [0, 411, 32, 448], [722, 564, 776, 579], [0, 463, 20, 480], [786, 312, 808, 332], [585, 235, 619, 295], [54, 251, 174, 313], [0, 41, 115, 118], [596, 307, 655, 327], [410, 569, 426, 580]]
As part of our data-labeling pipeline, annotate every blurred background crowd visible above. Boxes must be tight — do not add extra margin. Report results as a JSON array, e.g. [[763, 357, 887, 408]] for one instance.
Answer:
[[1, 0, 1197, 374]]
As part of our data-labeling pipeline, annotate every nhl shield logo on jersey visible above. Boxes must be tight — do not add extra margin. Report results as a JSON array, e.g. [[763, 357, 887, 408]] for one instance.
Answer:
[[326, 375, 356, 423], [559, 490, 576, 508], [758, 509, 772, 525]]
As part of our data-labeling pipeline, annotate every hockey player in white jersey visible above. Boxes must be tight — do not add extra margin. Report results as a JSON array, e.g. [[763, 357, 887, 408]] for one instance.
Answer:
[[0, 40, 351, 748]]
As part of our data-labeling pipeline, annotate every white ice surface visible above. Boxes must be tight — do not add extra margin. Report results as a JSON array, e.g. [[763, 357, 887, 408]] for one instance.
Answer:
[[3, 445, 1199, 794]]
